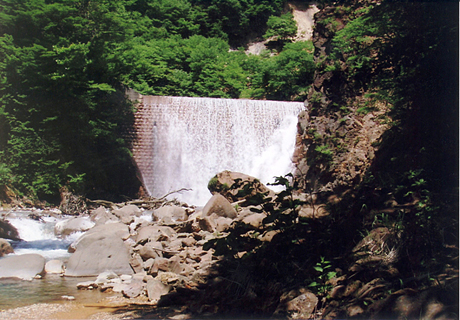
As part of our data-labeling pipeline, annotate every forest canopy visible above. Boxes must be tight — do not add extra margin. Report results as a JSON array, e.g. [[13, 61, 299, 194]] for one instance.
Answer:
[[0, 0, 315, 201]]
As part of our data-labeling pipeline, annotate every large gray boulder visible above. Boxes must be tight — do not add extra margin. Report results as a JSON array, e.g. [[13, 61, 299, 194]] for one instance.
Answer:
[[90, 206, 119, 225], [0, 254, 45, 280], [207, 170, 275, 203], [54, 217, 95, 237], [113, 204, 142, 224], [202, 194, 237, 219], [65, 223, 133, 277], [136, 225, 176, 244], [153, 206, 188, 224], [69, 222, 130, 252]]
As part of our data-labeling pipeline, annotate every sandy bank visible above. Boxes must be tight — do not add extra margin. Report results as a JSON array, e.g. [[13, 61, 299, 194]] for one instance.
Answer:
[[0, 297, 191, 320]]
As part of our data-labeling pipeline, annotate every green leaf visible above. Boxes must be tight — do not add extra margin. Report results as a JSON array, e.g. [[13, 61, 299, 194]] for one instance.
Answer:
[[313, 266, 323, 272]]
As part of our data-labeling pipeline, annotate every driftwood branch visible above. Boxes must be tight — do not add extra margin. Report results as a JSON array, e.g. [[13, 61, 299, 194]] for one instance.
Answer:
[[87, 188, 192, 210], [158, 188, 192, 200], [86, 199, 115, 208]]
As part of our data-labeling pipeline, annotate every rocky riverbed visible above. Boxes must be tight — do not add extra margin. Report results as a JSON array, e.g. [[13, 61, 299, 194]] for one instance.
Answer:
[[0, 171, 287, 318], [0, 170, 457, 319]]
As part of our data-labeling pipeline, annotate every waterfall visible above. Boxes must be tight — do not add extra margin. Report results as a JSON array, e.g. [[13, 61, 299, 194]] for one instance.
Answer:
[[132, 96, 304, 206]]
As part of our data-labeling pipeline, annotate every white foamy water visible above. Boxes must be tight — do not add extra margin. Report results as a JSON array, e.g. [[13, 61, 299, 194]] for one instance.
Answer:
[[6, 213, 82, 260], [249, 114, 300, 192], [133, 96, 304, 206]]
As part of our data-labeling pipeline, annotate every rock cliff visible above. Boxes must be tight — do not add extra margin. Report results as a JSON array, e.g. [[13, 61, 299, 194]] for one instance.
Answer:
[[293, 1, 391, 200]]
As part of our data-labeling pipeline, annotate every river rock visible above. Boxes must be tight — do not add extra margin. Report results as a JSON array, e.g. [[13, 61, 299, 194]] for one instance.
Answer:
[[122, 280, 144, 298], [113, 204, 142, 224], [146, 279, 171, 301], [54, 217, 95, 237], [136, 225, 176, 244], [241, 213, 266, 229], [65, 225, 133, 277], [45, 259, 64, 274], [0, 238, 14, 257], [90, 206, 119, 225], [198, 216, 215, 232], [69, 222, 130, 252], [0, 253, 46, 280], [0, 220, 19, 240], [139, 241, 163, 260], [275, 289, 318, 319], [285, 292, 318, 319], [153, 206, 188, 224], [130, 254, 145, 273], [202, 194, 237, 219], [95, 270, 120, 285], [208, 171, 275, 203]]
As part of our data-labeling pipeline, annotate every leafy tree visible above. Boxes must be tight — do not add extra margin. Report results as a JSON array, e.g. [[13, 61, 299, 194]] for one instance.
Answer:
[[264, 12, 297, 41]]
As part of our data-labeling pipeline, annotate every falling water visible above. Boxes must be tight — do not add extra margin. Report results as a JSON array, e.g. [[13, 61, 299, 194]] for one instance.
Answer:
[[132, 96, 304, 206]]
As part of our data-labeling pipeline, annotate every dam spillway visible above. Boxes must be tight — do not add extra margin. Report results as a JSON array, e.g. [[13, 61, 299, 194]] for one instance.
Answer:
[[130, 95, 304, 206]]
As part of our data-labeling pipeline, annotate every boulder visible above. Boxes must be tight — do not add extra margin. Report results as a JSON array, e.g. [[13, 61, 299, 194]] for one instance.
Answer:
[[136, 225, 176, 244], [54, 217, 95, 237], [298, 204, 329, 219], [198, 216, 215, 232], [0, 220, 19, 240], [149, 257, 170, 276], [0, 238, 14, 257], [129, 254, 145, 273], [0, 254, 46, 280], [122, 280, 144, 298], [285, 292, 318, 319], [45, 259, 64, 274], [138, 242, 163, 260], [113, 204, 142, 224], [213, 215, 233, 232], [95, 271, 120, 285], [202, 194, 237, 219], [64, 224, 133, 277], [69, 222, 130, 252], [275, 289, 318, 319], [241, 213, 266, 229], [90, 206, 119, 225], [146, 279, 171, 301], [208, 171, 275, 203], [153, 206, 188, 224]]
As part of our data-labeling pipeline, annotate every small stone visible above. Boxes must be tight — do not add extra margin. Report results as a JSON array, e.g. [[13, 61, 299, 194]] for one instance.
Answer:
[[122, 281, 144, 298], [146, 279, 171, 302], [77, 281, 98, 290], [45, 260, 64, 274]]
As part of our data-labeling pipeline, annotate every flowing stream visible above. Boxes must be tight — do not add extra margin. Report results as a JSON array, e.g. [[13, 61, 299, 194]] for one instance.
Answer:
[[0, 211, 104, 309], [132, 96, 304, 205]]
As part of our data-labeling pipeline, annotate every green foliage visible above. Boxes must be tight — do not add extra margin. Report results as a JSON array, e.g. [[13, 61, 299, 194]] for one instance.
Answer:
[[308, 256, 337, 295], [314, 144, 333, 163], [207, 176, 219, 191], [0, 0, 313, 201], [264, 12, 297, 41], [243, 41, 315, 101]]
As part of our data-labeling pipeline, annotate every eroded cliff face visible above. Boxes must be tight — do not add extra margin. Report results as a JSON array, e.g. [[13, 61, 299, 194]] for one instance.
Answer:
[[293, 1, 391, 200]]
